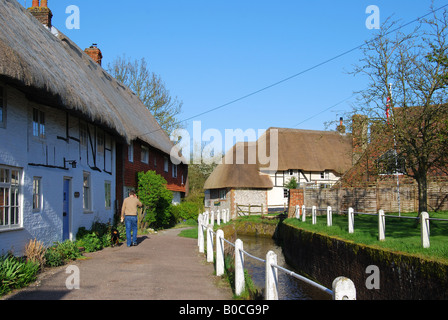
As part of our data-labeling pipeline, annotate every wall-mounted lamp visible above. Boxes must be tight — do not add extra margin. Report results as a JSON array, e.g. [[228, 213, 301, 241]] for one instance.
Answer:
[[64, 158, 77, 169]]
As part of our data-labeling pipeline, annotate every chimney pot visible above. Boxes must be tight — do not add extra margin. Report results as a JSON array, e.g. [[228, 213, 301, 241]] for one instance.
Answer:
[[32, 0, 39, 7], [41, 0, 48, 8], [28, 0, 52, 28]]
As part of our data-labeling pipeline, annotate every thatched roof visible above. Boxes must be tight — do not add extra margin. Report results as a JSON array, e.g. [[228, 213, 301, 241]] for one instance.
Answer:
[[0, 0, 174, 156], [204, 128, 353, 190], [204, 142, 274, 190], [258, 128, 353, 173]]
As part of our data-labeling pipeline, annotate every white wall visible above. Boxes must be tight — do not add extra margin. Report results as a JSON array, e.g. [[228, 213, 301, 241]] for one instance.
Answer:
[[0, 84, 116, 256]]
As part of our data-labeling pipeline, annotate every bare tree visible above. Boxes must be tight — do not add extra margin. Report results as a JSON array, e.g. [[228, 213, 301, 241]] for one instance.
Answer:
[[108, 55, 183, 135], [348, 8, 448, 213]]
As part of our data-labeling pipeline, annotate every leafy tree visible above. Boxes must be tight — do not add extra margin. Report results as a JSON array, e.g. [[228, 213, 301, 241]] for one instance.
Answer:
[[108, 55, 183, 135], [347, 8, 448, 214], [137, 171, 174, 229]]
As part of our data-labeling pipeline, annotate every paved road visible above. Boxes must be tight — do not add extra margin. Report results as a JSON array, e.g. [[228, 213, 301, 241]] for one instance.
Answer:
[[4, 228, 233, 300]]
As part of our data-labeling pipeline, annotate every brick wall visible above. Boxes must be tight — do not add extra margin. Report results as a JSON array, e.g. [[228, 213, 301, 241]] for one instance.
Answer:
[[287, 189, 304, 217]]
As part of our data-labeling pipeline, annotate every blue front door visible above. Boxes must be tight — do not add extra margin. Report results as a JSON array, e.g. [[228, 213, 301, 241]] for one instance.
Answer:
[[63, 179, 70, 241]]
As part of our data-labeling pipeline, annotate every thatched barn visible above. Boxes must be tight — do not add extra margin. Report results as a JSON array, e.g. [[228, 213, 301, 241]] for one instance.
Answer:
[[204, 127, 352, 217], [0, 0, 186, 255]]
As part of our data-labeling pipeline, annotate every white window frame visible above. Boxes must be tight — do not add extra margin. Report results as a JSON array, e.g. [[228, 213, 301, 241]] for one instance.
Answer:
[[33, 177, 42, 212], [128, 143, 134, 163], [0, 166, 22, 231], [172, 164, 178, 178], [83, 171, 92, 212], [104, 180, 111, 210], [32, 108, 45, 139], [141, 145, 149, 164], [164, 157, 169, 173]]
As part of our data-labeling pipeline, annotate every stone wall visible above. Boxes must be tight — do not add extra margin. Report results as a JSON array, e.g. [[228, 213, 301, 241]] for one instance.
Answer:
[[278, 222, 448, 300]]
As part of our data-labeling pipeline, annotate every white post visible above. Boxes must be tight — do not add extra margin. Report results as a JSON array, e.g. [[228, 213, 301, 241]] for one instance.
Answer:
[[235, 239, 245, 296], [312, 206, 317, 225], [302, 205, 306, 222], [227, 208, 231, 222], [222, 209, 227, 224], [206, 225, 214, 263], [348, 208, 354, 234], [197, 214, 202, 247], [378, 210, 385, 241], [265, 251, 278, 300], [198, 215, 205, 253], [327, 206, 332, 227], [217, 209, 221, 225], [210, 211, 215, 227], [295, 205, 300, 219], [332, 277, 356, 300], [204, 211, 209, 225], [421, 212, 430, 248], [216, 229, 225, 276]]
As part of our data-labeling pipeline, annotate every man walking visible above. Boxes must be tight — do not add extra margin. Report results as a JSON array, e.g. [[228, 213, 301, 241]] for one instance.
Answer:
[[121, 190, 142, 247]]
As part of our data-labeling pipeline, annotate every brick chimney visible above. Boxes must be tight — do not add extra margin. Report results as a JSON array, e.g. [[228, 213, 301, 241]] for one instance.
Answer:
[[336, 117, 346, 134], [84, 44, 103, 66], [28, 0, 53, 29]]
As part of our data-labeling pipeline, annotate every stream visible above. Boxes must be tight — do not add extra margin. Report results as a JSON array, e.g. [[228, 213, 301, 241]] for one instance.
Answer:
[[237, 235, 331, 300]]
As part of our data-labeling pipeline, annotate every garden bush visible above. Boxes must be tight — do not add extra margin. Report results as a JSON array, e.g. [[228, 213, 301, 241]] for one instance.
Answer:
[[44, 240, 82, 267], [0, 255, 40, 296], [138, 170, 174, 229], [171, 201, 200, 223]]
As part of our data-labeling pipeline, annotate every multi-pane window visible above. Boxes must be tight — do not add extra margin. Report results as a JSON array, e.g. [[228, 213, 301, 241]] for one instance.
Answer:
[[32, 108, 45, 138], [128, 143, 134, 162], [83, 172, 91, 211], [0, 166, 21, 229], [33, 177, 42, 211], [172, 164, 178, 178], [0, 86, 5, 127], [104, 181, 111, 209], [141, 145, 149, 164]]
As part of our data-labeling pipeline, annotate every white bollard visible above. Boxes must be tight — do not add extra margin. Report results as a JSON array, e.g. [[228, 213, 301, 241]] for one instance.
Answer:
[[235, 239, 245, 296], [332, 277, 356, 300], [421, 212, 430, 248], [302, 205, 306, 222], [378, 210, 385, 241], [295, 205, 300, 219], [198, 223, 205, 253], [210, 211, 215, 227], [348, 208, 354, 234], [197, 214, 202, 247], [206, 225, 214, 263], [265, 251, 278, 300], [216, 230, 225, 276], [312, 206, 317, 225], [327, 206, 333, 227], [204, 211, 209, 225], [217, 209, 221, 225]]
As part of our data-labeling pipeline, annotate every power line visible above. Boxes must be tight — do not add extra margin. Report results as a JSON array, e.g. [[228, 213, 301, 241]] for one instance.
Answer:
[[142, 3, 448, 137]]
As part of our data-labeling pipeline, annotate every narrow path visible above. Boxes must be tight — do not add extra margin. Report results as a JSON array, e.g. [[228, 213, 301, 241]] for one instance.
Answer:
[[4, 228, 233, 300]]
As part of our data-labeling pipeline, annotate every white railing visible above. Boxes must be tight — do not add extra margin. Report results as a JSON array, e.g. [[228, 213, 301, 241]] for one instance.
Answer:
[[294, 205, 448, 249], [197, 213, 356, 300]]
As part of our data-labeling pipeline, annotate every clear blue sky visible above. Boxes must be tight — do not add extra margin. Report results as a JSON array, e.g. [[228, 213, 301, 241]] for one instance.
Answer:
[[18, 0, 447, 150]]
